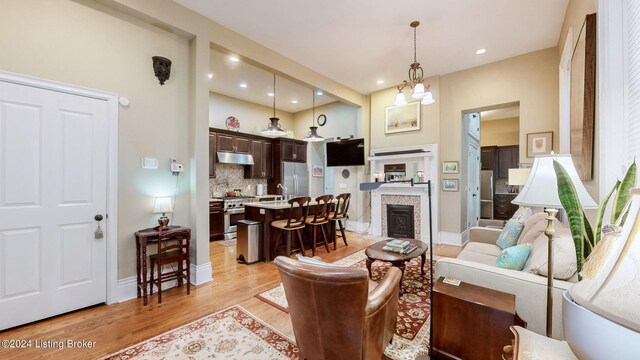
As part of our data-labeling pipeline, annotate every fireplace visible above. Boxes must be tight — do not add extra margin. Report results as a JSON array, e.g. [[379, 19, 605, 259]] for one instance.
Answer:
[[386, 204, 415, 239]]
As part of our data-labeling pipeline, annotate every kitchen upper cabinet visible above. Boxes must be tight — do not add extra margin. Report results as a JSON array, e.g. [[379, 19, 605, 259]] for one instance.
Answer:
[[209, 133, 216, 177], [263, 140, 274, 178], [496, 145, 519, 179], [244, 139, 274, 179], [281, 139, 307, 162], [216, 133, 250, 154], [481, 146, 497, 171]]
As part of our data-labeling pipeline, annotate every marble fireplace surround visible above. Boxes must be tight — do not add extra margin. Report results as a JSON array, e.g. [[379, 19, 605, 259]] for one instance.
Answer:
[[368, 144, 439, 243]]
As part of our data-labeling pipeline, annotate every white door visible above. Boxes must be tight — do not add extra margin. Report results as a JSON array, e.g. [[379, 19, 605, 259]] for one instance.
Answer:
[[0, 80, 108, 330], [467, 138, 481, 229]]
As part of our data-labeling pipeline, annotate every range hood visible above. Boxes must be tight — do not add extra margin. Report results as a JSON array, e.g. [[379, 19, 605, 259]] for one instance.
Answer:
[[217, 151, 254, 165]]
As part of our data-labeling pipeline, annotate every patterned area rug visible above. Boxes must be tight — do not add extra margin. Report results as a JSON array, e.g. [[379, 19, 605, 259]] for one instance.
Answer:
[[102, 305, 299, 360], [256, 248, 437, 360]]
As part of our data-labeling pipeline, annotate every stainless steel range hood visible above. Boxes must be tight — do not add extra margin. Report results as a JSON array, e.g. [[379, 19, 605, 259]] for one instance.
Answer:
[[217, 151, 254, 165]]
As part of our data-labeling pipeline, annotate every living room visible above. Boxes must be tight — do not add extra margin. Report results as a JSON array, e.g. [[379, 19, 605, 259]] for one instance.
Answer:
[[1, 0, 639, 359]]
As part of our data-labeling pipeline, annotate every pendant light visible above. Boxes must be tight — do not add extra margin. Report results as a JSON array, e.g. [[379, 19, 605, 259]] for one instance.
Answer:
[[261, 73, 287, 136], [303, 89, 324, 142], [394, 21, 435, 106]]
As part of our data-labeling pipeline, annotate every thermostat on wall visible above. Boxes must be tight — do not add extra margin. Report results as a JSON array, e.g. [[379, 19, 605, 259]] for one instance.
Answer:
[[171, 158, 184, 174]]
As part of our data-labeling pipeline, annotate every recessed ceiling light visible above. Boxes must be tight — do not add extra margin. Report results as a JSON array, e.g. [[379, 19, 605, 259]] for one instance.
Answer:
[[316, 91, 324, 96], [239, 83, 247, 88], [476, 48, 486, 55], [207, 73, 213, 79], [291, 100, 298, 104], [377, 80, 385, 85], [267, 92, 274, 96], [229, 56, 240, 62]]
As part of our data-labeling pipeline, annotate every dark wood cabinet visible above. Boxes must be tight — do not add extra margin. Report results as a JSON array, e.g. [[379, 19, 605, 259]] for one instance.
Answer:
[[267, 138, 307, 194], [216, 133, 250, 154], [497, 145, 519, 179], [432, 277, 525, 360], [244, 139, 274, 179], [295, 143, 307, 162], [209, 133, 216, 178], [209, 201, 224, 240], [481, 146, 497, 171], [281, 139, 306, 162], [494, 194, 518, 220]]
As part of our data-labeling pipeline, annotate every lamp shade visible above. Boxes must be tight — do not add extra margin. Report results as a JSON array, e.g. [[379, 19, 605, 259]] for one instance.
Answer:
[[153, 197, 174, 214], [412, 83, 426, 99], [394, 92, 407, 106], [421, 90, 435, 105], [512, 154, 597, 209], [508, 168, 531, 186], [261, 117, 287, 136], [303, 126, 324, 142]]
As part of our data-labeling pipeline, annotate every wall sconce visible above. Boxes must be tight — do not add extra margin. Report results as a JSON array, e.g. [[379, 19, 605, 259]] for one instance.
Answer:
[[417, 171, 424, 182], [374, 172, 381, 182], [152, 56, 172, 85]]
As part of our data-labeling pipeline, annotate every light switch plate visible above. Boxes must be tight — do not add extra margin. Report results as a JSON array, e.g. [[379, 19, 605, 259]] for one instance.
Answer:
[[141, 157, 159, 169], [339, 183, 347, 189]]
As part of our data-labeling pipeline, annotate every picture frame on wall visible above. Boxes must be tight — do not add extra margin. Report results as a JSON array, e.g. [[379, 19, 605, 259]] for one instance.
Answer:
[[442, 161, 459, 174], [442, 179, 459, 192], [385, 101, 420, 134], [526, 131, 553, 157], [312, 164, 324, 177]]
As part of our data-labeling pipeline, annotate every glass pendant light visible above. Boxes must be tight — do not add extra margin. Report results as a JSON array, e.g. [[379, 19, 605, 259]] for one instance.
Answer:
[[394, 90, 408, 106], [304, 89, 324, 142], [421, 85, 435, 104], [412, 83, 426, 99], [261, 74, 287, 136]]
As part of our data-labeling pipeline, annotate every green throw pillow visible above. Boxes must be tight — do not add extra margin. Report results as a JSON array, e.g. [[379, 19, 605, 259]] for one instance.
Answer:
[[496, 218, 525, 249], [495, 243, 533, 270]]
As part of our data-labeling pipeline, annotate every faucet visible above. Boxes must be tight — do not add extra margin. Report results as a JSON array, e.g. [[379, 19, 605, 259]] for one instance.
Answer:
[[277, 183, 288, 202]]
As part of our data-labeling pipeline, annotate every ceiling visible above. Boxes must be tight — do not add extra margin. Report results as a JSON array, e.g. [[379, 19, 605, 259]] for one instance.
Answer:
[[176, 0, 569, 96], [209, 48, 337, 113], [481, 105, 520, 121]]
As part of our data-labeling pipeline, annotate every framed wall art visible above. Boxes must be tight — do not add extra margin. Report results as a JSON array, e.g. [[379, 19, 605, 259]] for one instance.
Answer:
[[312, 164, 324, 177], [442, 179, 459, 192], [442, 161, 459, 174], [385, 101, 420, 134], [527, 131, 553, 157]]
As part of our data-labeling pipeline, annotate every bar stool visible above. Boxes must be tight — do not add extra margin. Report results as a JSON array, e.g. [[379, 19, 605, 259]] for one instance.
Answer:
[[329, 193, 351, 250], [305, 194, 333, 256], [271, 196, 311, 257]]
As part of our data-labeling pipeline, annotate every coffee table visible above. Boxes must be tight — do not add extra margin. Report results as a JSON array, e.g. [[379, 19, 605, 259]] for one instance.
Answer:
[[365, 239, 428, 293]]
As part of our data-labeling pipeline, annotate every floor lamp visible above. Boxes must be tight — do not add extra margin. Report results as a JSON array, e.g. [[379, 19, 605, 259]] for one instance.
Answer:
[[511, 154, 597, 337]]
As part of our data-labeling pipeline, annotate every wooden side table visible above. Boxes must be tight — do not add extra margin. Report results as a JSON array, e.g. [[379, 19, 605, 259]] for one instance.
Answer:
[[431, 277, 526, 360], [134, 225, 190, 305]]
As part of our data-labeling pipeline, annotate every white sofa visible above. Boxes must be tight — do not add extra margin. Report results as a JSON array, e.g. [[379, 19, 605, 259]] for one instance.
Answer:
[[435, 213, 577, 339]]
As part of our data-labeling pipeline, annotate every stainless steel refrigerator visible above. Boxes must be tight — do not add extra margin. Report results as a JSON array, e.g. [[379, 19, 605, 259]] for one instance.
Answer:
[[282, 162, 309, 197], [480, 170, 494, 219]]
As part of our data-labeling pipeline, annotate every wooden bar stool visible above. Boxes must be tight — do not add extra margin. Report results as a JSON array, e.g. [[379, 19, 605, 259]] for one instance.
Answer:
[[329, 193, 351, 250], [305, 194, 333, 256], [149, 227, 191, 304], [272, 196, 311, 257]]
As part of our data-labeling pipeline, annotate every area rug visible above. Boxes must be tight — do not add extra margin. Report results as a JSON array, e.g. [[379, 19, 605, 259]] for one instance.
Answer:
[[216, 239, 237, 247], [256, 248, 437, 360], [102, 305, 299, 360]]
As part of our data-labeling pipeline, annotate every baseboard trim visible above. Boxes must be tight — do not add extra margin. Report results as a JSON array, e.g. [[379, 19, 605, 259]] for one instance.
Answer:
[[116, 261, 213, 303], [439, 231, 467, 247]]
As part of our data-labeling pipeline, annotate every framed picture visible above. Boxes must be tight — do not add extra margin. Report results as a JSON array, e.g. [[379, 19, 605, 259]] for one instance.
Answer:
[[312, 164, 324, 177], [442, 179, 459, 192], [442, 161, 459, 174], [527, 131, 553, 157], [385, 101, 420, 134]]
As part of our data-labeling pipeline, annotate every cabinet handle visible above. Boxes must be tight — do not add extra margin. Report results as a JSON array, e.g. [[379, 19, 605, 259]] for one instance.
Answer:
[[293, 153, 296, 159]]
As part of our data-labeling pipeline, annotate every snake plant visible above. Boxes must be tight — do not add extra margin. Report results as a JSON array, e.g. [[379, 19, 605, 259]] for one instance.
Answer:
[[553, 160, 636, 278]]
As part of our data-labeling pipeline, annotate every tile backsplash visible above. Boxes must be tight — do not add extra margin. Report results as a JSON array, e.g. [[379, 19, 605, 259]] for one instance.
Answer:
[[209, 163, 267, 198]]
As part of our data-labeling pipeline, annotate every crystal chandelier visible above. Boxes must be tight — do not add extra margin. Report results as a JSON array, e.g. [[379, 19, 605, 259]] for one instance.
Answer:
[[394, 21, 435, 106]]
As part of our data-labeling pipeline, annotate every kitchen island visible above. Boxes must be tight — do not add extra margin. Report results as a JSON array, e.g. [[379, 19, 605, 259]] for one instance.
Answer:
[[244, 200, 335, 261]]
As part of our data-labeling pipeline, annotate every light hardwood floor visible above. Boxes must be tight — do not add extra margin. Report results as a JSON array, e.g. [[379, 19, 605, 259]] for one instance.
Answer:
[[0, 231, 461, 360]]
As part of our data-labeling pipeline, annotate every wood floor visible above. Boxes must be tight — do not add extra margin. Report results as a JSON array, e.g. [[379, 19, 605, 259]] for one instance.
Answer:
[[0, 232, 461, 360]]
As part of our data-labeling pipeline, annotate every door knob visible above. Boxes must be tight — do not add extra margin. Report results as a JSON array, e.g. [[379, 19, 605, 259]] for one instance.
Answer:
[[95, 214, 104, 221]]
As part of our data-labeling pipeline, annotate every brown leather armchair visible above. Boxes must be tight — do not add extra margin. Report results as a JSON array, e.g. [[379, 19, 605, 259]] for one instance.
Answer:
[[274, 256, 402, 360]]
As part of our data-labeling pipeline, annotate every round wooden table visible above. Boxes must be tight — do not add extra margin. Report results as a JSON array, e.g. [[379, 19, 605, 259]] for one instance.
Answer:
[[365, 239, 428, 293]]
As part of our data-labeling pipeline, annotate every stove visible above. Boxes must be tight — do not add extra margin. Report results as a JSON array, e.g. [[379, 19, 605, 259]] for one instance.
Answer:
[[220, 196, 256, 240], [221, 196, 256, 211]]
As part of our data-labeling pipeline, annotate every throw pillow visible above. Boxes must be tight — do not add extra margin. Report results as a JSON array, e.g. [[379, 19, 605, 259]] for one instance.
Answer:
[[522, 228, 577, 280], [495, 243, 533, 270], [517, 216, 563, 245], [496, 218, 525, 249], [512, 207, 532, 222], [518, 212, 550, 242]]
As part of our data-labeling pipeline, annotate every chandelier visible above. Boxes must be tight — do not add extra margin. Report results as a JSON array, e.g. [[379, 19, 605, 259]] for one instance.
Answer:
[[394, 21, 435, 106], [303, 89, 325, 142], [261, 73, 288, 136]]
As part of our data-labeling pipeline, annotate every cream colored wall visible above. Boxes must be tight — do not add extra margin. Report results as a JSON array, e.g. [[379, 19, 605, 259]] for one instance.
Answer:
[[480, 117, 520, 146], [209, 92, 294, 135], [0, 0, 191, 279]]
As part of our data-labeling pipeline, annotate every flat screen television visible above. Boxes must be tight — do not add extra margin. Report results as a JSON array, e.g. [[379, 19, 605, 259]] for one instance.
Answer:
[[326, 138, 365, 167]]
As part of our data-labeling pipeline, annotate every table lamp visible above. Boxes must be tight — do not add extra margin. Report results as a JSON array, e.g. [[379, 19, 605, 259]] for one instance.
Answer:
[[512, 154, 597, 337], [153, 197, 173, 229]]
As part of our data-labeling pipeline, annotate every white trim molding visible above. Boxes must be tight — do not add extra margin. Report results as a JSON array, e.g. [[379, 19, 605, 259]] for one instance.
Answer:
[[559, 27, 573, 154], [190, 262, 213, 286], [439, 231, 468, 247]]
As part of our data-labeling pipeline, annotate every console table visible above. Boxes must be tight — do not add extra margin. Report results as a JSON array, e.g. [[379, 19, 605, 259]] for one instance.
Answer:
[[134, 225, 190, 305], [431, 277, 526, 360]]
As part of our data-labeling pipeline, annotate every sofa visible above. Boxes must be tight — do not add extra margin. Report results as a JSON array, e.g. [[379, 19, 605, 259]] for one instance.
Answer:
[[435, 212, 578, 339]]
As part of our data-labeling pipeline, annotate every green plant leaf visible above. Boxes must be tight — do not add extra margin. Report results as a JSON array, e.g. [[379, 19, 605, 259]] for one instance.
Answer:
[[595, 180, 619, 244], [583, 212, 594, 258], [611, 162, 637, 223], [554, 160, 588, 276]]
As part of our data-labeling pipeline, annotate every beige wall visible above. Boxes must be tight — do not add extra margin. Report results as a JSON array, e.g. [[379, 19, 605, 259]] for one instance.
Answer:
[[481, 117, 520, 146], [0, 0, 191, 278], [209, 92, 294, 135]]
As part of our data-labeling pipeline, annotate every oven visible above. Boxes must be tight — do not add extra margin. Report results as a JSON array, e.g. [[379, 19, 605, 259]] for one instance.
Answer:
[[223, 207, 245, 240]]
